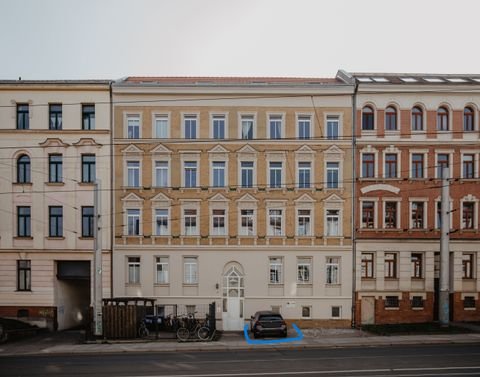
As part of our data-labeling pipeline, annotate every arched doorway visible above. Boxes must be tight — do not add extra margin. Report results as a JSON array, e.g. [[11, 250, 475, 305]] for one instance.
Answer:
[[222, 264, 244, 331]]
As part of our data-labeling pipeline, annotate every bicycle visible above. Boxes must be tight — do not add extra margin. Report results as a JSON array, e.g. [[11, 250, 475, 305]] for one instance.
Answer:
[[176, 313, 203, 341], [138, 319, 149, 338]]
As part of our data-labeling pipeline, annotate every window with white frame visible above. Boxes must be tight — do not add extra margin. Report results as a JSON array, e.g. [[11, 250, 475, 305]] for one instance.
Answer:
[[437, 153, 450, 179], [127, 161, 140, 187], [154, 161, 169, 187], [184, 161, 197, 188], [269, 161, 282, 188], [326, 209, 340, 236], [384, 201, 398, 229], [127, 256, 140, 284], [240, 161, 254, 188], [212, 161, 226, 187], [297, 115, 311, 139], [297, 257, 311, 284], [462, 154, 475, 179], [362, 153, 375, 178], [361, 253, 374, 278], [241, 115, 254, 139], [297, 209, 311, 236], [326, 257, 340, 285], [298, 161, 311, 188], [361, 201, 375, 228], [155, 256, 169, 284], [127, 115, 140, 139], [212, 209, 226, 236], [268, 209, 283, 236], [155, 208, 169, 236], [384, 154, 398, 178], [411, 153, 425, 178], [127, 209, 140, 236], [154, 115, 169, 138], [183, 209, 198, 236], [269, 114, 282, 139], [184, 257, 198, 284], [411, 253, 423, 278], [326, 162, 339, 188], [240, 209, 254, 236], [462, 253, 474, 279], [462, 202, 475, 229], [302, 306, 311, 318], [184, 115, 197, 139], [212, 114, 226, 139], [327, 116, 339, 140], [411, 201, 425, 229], [269, 257, 283, 284]]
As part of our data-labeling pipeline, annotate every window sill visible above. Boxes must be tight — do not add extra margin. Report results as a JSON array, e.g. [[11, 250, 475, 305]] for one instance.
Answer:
[[14, 236, 33, 240], [297, 283, 313, 287], [125, 283, 141, 287], [326, 284, 342, 287], [384, 277, 399, 281], [361, 277, 376, 281], [462, 278, 476, 281], [182, 283, 198, 287], [13, 182, 33, 186], [268, 283, 284, 287], [411, 277, 425, 281], [361, 130, 376, 134], [78, 236, 94, 240], [15, 290, 32, 293], [46, 236, 65, 240], [412, 307, 425, 311], [154, 283, 170, 287], [384, 307, 400, 311], [78, 182, 95, 186], [45, 182, 65, 186], [464, 308, 477, 311]]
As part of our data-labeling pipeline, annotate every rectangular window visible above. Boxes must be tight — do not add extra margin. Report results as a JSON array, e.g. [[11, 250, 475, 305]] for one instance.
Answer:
[[297, 257, 311, 284], [297, 209, 311, 236], [212, 209, 226, 235], [49, 104, 62, 130], [81, 206, 94, 237], [154, 115, 169, 138], [184, 161, 197, 188], [326, 209, 340, 236], [127, 257, 140, 284], [361, 201, 375, 229], [184, 115, 197, 139], [127, 161, 140, 187], [384, 202, 397, 229], [17, 104, 29, 130], [462, 253, 474, 279], [82, 104, 95, 130], [437, 154, 449, 178], [155, 161, 169, 187], [463, 154, 475, 179], [298, 115, 311, 139], [463, 296, 476, 309], [17, 206, 31, 237], [268, 209, 283, 236], [331, 306, 341, 319], [269, 161, 282, 188], [384, 253, 397, 278], [302, 306, 311, 318], [212, 115, 225, 139], [385, 154, 397, 178], [411, 154, 424, 178], [17, 260, 31, 291], [326, 257, 340, 284], [156, 257, 169, 284], [184, 209, 198, 235], [411, 202, 425, 229], [81, 154, 96, 183], [298, 162, 311, 188], [212, 161, 226, 187], [362, 153, 375, 178], [241, 115, 254, 139], [269, 257, 283, 284], [462, 202, 475, 229], [385, 296, 399, 308], [49, 206, 63, 237], [411, 296, 424, 309], [184, 257, 198, 284], [411, 253, 423, 278], [155, 209, 169, 236], [327, 116, 339, 140], [127, 209, 140, 236], [49, 154, 63, 183], [326, 162, 339, 188], [127, 115, 140, 139], [361, 253, 374, 278], [240, 161, 254, 188], [269, 115, 282, 139], [240, 209, 254, 236]]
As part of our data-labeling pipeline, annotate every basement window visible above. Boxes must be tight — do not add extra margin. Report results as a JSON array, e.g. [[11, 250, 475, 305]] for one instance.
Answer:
[[331, 306, 341, 319], [463, 296, 476, 309], [385, 296, 399, 308], [411, 296, 424, 309]]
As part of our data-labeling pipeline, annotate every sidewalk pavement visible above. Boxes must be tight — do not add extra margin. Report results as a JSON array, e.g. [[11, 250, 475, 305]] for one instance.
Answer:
[[1, 327, 480, 357]]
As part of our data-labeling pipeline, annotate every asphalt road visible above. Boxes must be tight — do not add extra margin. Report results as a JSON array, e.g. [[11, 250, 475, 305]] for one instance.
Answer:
[[1, 344, 480, 377]]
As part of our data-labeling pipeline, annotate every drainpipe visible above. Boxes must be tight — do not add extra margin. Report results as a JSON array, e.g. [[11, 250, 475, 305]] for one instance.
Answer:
[[109, 80, 114, 299], [351, 80, 358, 328]]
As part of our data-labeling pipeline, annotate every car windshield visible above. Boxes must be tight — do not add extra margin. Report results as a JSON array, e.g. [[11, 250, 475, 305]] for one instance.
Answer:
[[259, 315, 283, 321]]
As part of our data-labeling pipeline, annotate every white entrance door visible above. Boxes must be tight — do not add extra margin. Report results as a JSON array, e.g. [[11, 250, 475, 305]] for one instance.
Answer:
[[222, 267, 244, 331], [361, 296, 375, 325]]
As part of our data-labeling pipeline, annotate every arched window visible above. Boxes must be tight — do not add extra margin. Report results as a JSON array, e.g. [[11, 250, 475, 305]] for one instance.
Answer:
[[385, 106, 397, 131], [362, 106, 374, 130], [464, 107, 474, 131], [412, 106, 423, 131], [17, 155, 31, 183], [437, 106, 449, 131]]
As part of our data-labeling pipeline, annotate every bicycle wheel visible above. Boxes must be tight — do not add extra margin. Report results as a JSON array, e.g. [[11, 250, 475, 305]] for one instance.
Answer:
[[138, 325, 149, 338], [176, 327, 190, 341], [197, 326, 210, 340]]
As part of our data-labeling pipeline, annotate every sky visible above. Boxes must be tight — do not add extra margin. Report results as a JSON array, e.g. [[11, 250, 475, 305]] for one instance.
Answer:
[[1, 0, 480, 80]]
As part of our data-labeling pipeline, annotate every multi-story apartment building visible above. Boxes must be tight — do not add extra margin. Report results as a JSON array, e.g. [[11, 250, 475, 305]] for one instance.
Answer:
[[347, 72, 480, 325], [0, 80, 112, 330], [112, 77, 354, 330]]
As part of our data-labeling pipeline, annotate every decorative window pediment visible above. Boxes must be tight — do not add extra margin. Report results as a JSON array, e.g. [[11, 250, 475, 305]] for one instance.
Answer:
[[150, 144, 172, 155], [208, 145, 229, 154], [209, 193, 228, 202], [72, 138, 102, 148], [360, 184, 400, 194], [236, 144, 257, 156], [294, 193, 316, 203], [236, 193, 258, 203], [39, 138, 69, 148], [121, 144, 144, 155], [121, 192, 144, 206]]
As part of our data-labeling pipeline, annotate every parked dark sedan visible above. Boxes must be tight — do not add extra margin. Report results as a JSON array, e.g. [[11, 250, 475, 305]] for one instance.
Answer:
[[250, 311, 287, 338]]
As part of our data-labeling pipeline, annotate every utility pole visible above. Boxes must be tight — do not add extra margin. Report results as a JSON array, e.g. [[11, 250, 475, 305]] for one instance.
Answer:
[[439, 167, 450, 327], [93, 179, 103, 336]]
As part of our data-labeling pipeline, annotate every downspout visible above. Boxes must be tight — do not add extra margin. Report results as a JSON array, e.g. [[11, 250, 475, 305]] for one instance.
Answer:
[[109, 80, 114, 299], [351, 80, 358, 328]]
